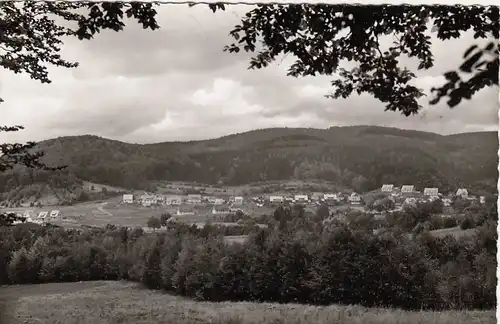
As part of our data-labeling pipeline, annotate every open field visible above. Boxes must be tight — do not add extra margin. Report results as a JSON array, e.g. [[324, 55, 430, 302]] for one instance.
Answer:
[[429, 227, 478, 239], [1, 198, 276, 229], [0, 281, 494, 324]]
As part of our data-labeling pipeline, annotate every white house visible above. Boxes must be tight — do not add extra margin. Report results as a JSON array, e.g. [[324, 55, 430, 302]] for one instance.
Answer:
[[23, 210, 35, 220], [49, 210, 61, 219], [403, 197, 418, 207], [166, 196, 182, 206], [480, 196, 486, 204], [233, 196, 244, 205], [294, 194, 309, 203], [381, 184, 394, 192], [423, 188, 439, 198], [122, 194, 134, 204], [401, 185, 415, 194], [141, 194, 156, 207], [456, 188, 468, 198], [349, 192, 362, 205], [214, 198, 225, 205], [38, 211, 49, 220], [323, 193, 339, 202], [269, 195, 284, 203], [187, 194, 202, 205]]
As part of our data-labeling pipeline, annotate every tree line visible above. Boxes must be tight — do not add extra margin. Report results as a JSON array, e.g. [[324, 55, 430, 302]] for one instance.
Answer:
[[0, 203, 496, 311]]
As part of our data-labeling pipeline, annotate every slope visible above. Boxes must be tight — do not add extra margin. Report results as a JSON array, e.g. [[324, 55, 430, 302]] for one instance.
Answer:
[[0, 126, 496, 203]]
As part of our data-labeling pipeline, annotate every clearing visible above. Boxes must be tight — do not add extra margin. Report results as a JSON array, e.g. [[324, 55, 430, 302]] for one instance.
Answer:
[[429, 227, 478, 239], [0, 281, 494, 324]]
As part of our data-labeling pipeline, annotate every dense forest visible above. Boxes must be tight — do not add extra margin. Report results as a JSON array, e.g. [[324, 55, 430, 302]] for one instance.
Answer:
[[0, 201, 496, 311], [0, 126, 497, 199]]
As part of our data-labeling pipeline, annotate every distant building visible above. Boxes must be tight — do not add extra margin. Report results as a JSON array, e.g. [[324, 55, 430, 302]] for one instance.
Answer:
[[349, 192, 362, 205], [123, 194, 134, 204], [401, 185, 415, 194], [456, 188, 468, 198], [423, 188, 439, 198], [165, 196, 182, 206], [269, 195, 284, 204], [49, 210, 61, 219], [155, 195, 165, 204], [214, 198, 225, 205], [23, 210, 35, 219], [212, 206, 231, 215], [38, 211, 49, 220], [294, 194, 309, 203], [480, 196, 486, 204], [187, 194, 202, 205], [176, 207, 195, 216], [141, 194, 156, 207], [233, 196, 244, 205], [403, 197, 417, 207], [381, 184, 394, 192], [323, 193, 338, 200]]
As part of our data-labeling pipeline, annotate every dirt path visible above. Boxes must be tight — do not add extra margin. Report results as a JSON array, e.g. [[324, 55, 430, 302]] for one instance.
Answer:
[[96, 202, 113, 216]]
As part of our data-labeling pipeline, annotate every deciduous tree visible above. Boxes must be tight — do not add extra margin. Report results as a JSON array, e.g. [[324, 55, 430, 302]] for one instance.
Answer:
[[208, 4, 498, 114]]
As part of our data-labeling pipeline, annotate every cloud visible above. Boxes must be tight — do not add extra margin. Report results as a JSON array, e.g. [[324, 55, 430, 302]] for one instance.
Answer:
[[0, 4, 497, 145]]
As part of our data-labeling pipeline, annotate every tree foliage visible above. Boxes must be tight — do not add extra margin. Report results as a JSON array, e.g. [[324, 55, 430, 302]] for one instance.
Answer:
[[208, 4, 498, 114], [0, 203, 496, 310]]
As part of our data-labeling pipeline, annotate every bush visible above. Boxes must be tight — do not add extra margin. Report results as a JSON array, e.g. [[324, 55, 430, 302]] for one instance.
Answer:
[[460, 217, 475, 230]]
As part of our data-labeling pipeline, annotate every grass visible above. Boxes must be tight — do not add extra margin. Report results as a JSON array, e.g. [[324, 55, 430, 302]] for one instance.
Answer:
[[0, 281, 494, 324], [429, 227, 478, 239]]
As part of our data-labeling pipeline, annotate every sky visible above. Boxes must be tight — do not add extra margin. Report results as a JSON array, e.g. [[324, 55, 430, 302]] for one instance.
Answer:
[[0, 3, 498, 144]]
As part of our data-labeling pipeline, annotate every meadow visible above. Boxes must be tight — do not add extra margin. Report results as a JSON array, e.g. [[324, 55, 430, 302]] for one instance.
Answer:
[[1, 281, 495, 324]]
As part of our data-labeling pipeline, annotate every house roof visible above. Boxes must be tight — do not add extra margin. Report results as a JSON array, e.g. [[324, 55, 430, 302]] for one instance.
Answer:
[[456, 188, 468, 195], [38, 211, 48, 218], [401, 185, 415, 193], [381, 184, 394, 192], [423, 188, 439, 196]]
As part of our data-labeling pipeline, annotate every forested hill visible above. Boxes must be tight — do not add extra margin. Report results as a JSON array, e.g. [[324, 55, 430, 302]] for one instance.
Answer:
[[0, 126, 497, 196]]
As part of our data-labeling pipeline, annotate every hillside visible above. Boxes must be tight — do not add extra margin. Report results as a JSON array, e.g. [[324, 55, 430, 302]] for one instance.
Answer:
[[1, 281, 494, 324], [0, 126, 497, 203]]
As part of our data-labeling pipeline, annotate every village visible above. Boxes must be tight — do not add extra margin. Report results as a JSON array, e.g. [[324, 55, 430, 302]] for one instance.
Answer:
[[3, 182, 488, 227], [125, 184, 486, 211]]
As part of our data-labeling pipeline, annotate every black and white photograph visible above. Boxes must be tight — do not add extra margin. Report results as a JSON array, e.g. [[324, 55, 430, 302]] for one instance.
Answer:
[[0, 1, 497, 323]]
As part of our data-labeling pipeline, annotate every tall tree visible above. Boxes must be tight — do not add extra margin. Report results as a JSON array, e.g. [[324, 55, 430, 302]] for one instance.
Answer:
[[208, 4, 498, 114]]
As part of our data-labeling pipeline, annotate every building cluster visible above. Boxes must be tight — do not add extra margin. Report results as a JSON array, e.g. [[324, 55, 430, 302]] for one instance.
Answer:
[[122, 184, 489, 218], [123, 191, 365, 211], [3, 209, 62, 224], [258, 192, 362, 206], [123, 193, 246, 207], [379, 184, 486, 208]]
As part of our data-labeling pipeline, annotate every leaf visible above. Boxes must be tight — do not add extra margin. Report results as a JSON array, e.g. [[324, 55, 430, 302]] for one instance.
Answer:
[[485, 42, 495, 51], [463, 45, 478, 59], [459, 52, 483, 73]]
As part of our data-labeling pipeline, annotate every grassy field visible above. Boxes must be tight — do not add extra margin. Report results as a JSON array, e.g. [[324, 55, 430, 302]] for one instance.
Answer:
[[2, 198, 275, 230], [429, 227, 478, 239], [0, 281, 493, 324]]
